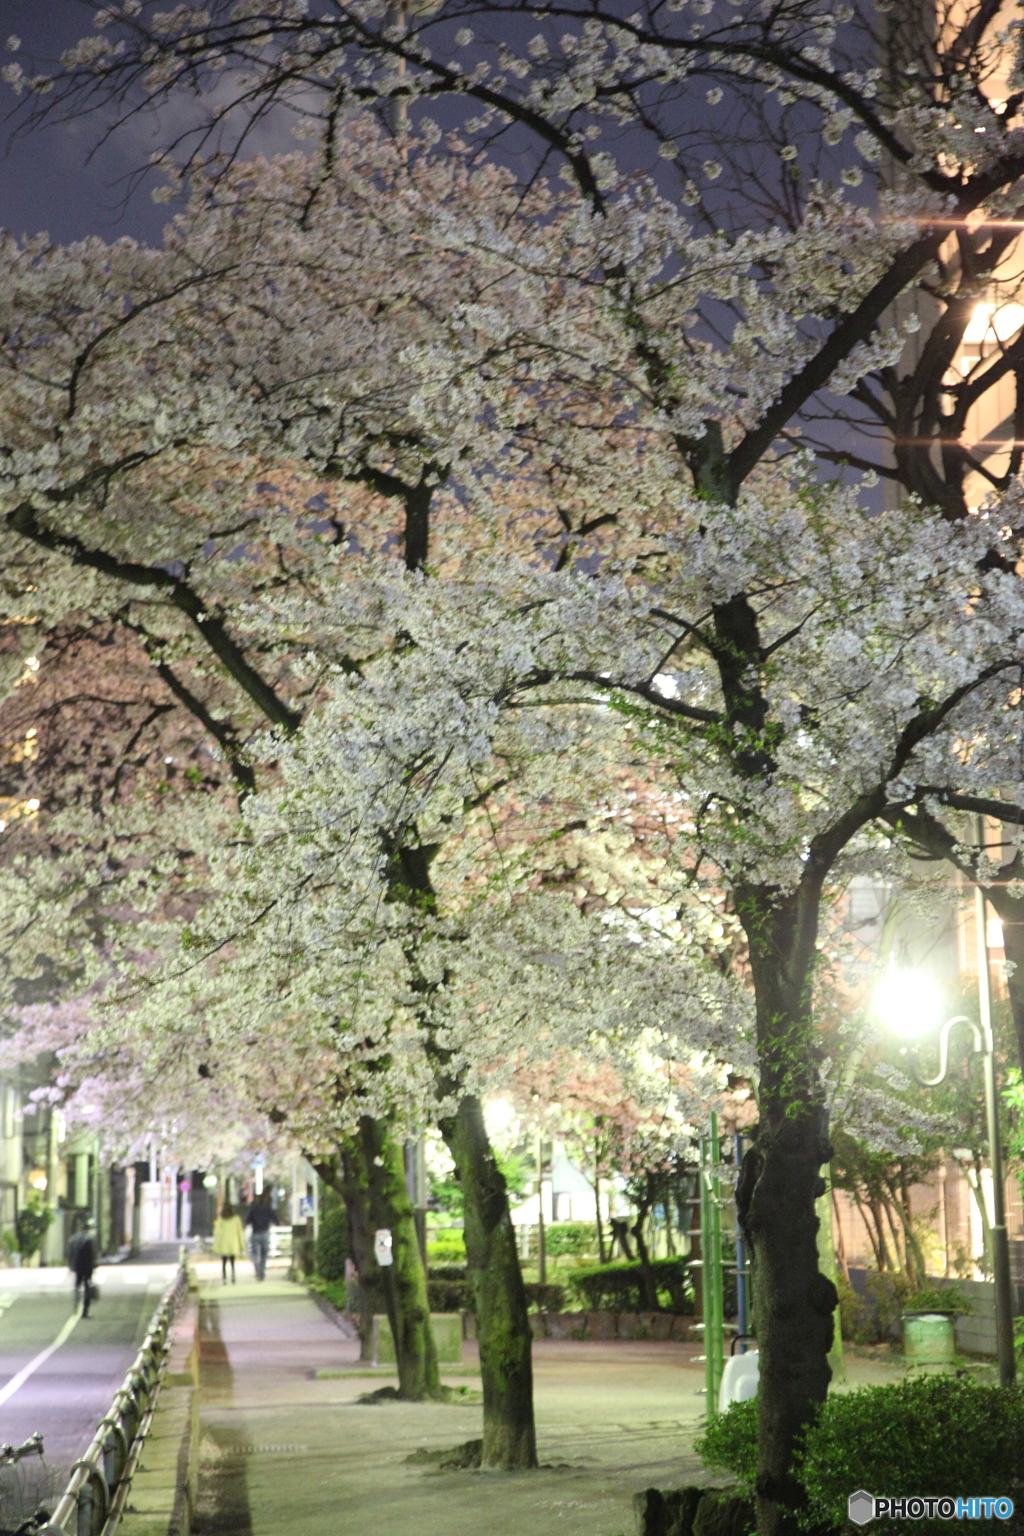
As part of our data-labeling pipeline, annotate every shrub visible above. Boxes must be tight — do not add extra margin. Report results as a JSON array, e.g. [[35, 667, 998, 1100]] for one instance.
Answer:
[[543, 1223, 596, 1257], [307, 1275, 348, 1312], [800, 1377, 1024, 1532], [696, 1378, 1024, 1534], [314, 1194, 349, 1282], [426, 1229, 466, 1265], [524, 1282, 566, 1313], [837, 1271, 916, 1344], [837, 1275, 873, 1344], [428, 1276, 473, 1312], [568, 1257, 693, 1314], [863, 1270, 913, 1340], [903, 1283, 972, 1317], [426, 1273, 565, 1314], [693, 1398, 759, 1492], [16, 1194, 52, 1259]]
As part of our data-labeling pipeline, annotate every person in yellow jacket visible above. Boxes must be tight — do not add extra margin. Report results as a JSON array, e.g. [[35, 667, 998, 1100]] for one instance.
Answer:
[[212, 1202, 246, 1283]]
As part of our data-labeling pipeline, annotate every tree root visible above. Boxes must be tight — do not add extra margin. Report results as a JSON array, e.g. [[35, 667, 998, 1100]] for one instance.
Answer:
[[357, 1384, 483, 1405], [404, 1439, 483, 1470]]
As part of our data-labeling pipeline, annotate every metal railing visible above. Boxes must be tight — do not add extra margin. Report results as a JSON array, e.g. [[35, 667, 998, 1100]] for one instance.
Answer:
[[36, 1262, 190, 1536]]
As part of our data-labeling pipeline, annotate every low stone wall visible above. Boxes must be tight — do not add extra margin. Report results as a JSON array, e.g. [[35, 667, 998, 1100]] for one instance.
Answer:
[[117, 1293, 200, 1536], [463, 1310, 693, 1342]]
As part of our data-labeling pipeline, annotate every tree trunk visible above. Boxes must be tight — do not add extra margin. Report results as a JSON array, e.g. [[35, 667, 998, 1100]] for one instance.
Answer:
[[738, 1105, 836, 1536], [831, 1187, 850, 1283], [440, 1094, 537, 1469], [815, 1178, 845, 1383], [594, 1171, 606, 1263], [631, 1177, 659, 1312], [966, 1154, 994, 1275], [893, 1171, 926, 1289], [869, 1198, 894, 1270], [316, 1142, 384, 1362], [359, 1115, 441, 1400], [850, 1192, 883, 1271], [736, 903, 838, 1536], [318, 1121, 439, 1393], [882, 1198, 906, 1276]]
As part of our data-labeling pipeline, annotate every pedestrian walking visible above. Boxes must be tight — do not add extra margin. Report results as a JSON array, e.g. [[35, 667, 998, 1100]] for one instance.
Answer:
[[67, 1221, 97, 1317], [212, 1202, 246, 1283], [246, 1190, 276, 1281]]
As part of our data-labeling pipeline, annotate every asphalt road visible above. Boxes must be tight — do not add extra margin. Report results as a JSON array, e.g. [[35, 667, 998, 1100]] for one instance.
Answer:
[[0, 1253, 177, 1527]]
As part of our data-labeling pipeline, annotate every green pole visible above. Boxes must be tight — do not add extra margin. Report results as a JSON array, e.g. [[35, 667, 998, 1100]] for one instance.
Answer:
[[699, 1133, 711, 1412], [701, 1115, 725, 1416], [708, 1111, 724, 1413]]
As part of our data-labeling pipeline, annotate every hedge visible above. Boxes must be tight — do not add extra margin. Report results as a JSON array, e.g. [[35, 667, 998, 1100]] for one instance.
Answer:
[[427, 1270, 566, 1315], [426, 1229, 466, 1264], [543, 1222, 598, 1257], [314, 1197, 349, 1282], [695, 1377, 1024, 1534], [568, 1257, 693, 1314]]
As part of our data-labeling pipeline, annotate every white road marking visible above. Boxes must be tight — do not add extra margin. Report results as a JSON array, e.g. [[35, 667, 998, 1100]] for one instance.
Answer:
[[0, 1310, 80, 1408]]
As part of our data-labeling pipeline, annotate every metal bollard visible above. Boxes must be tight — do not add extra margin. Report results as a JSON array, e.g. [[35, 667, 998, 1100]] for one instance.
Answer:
[[70, 1462, 109, 1536], [99, 1418, 128, 1492]]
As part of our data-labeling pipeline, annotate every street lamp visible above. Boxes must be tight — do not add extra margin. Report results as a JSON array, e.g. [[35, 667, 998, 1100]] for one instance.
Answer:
[[873, 844, 1016, 1387]]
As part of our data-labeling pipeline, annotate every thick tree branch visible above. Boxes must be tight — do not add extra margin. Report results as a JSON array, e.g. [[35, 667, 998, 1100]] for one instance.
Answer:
[[119, 616, 257, 795], [7, 502, 301, 734]]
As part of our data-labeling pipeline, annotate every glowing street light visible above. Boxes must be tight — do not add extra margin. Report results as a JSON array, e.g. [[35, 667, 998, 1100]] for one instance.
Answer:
[[872, 966, 944, 1041], [873, 822, 1015, 1387]]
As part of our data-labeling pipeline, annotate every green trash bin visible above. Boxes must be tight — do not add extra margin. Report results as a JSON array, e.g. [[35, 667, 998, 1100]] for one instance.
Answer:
[[902, 1311, 956, 1365]]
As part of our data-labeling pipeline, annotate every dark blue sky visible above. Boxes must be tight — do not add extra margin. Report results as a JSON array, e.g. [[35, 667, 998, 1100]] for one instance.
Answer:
[[2, 1, 190, 244]]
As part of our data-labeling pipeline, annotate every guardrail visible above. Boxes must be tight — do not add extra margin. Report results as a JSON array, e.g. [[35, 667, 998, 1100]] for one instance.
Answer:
[[36, 1261, 190, 1536]]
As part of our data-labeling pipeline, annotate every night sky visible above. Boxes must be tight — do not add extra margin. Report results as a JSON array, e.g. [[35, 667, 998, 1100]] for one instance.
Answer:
[[1, 1, 303, 246], [0, 1, 879, 491], [0, 3, 164, 243]]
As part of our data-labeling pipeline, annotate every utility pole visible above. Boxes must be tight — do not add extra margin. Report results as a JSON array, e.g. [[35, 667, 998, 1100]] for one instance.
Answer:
[[974, 817, 1016, 1387]]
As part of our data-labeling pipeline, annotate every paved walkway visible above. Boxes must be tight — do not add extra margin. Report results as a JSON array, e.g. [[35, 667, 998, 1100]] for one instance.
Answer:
[[187, 1265, 917, 1536]]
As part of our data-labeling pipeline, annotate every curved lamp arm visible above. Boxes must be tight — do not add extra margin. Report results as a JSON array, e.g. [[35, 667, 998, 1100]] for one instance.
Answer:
[[899, 1015, 982, 1087]]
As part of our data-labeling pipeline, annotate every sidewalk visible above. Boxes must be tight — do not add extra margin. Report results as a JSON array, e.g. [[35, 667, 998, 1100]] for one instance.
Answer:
[[186, 1265, 912, 1536]]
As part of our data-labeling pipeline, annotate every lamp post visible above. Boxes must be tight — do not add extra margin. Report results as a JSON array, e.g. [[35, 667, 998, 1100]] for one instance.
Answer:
[[875, 828, 1016, 1387]]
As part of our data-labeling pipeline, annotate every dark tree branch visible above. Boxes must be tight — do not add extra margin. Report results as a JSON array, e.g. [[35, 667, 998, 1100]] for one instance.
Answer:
[[7, 502, 302, 734]]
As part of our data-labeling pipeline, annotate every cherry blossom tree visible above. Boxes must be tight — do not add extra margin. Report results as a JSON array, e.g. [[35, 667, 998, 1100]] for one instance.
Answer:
[[65, 641, 746, 1452], [30, 468, 1024, 1515], [10, 9, 1024, 1513], [0, 138, 594, 1444]]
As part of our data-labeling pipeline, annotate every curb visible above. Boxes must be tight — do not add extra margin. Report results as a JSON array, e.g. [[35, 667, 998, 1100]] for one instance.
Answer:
[[307, 1288, 359, 1339]]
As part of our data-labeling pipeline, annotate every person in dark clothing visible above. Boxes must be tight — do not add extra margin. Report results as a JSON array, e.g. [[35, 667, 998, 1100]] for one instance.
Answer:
[[246, 1190, 276, 1281], [67, 1223, 97, 1317]]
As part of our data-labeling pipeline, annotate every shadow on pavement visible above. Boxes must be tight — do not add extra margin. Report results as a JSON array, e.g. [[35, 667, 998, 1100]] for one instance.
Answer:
[[194, 1299, 254, 1536]]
